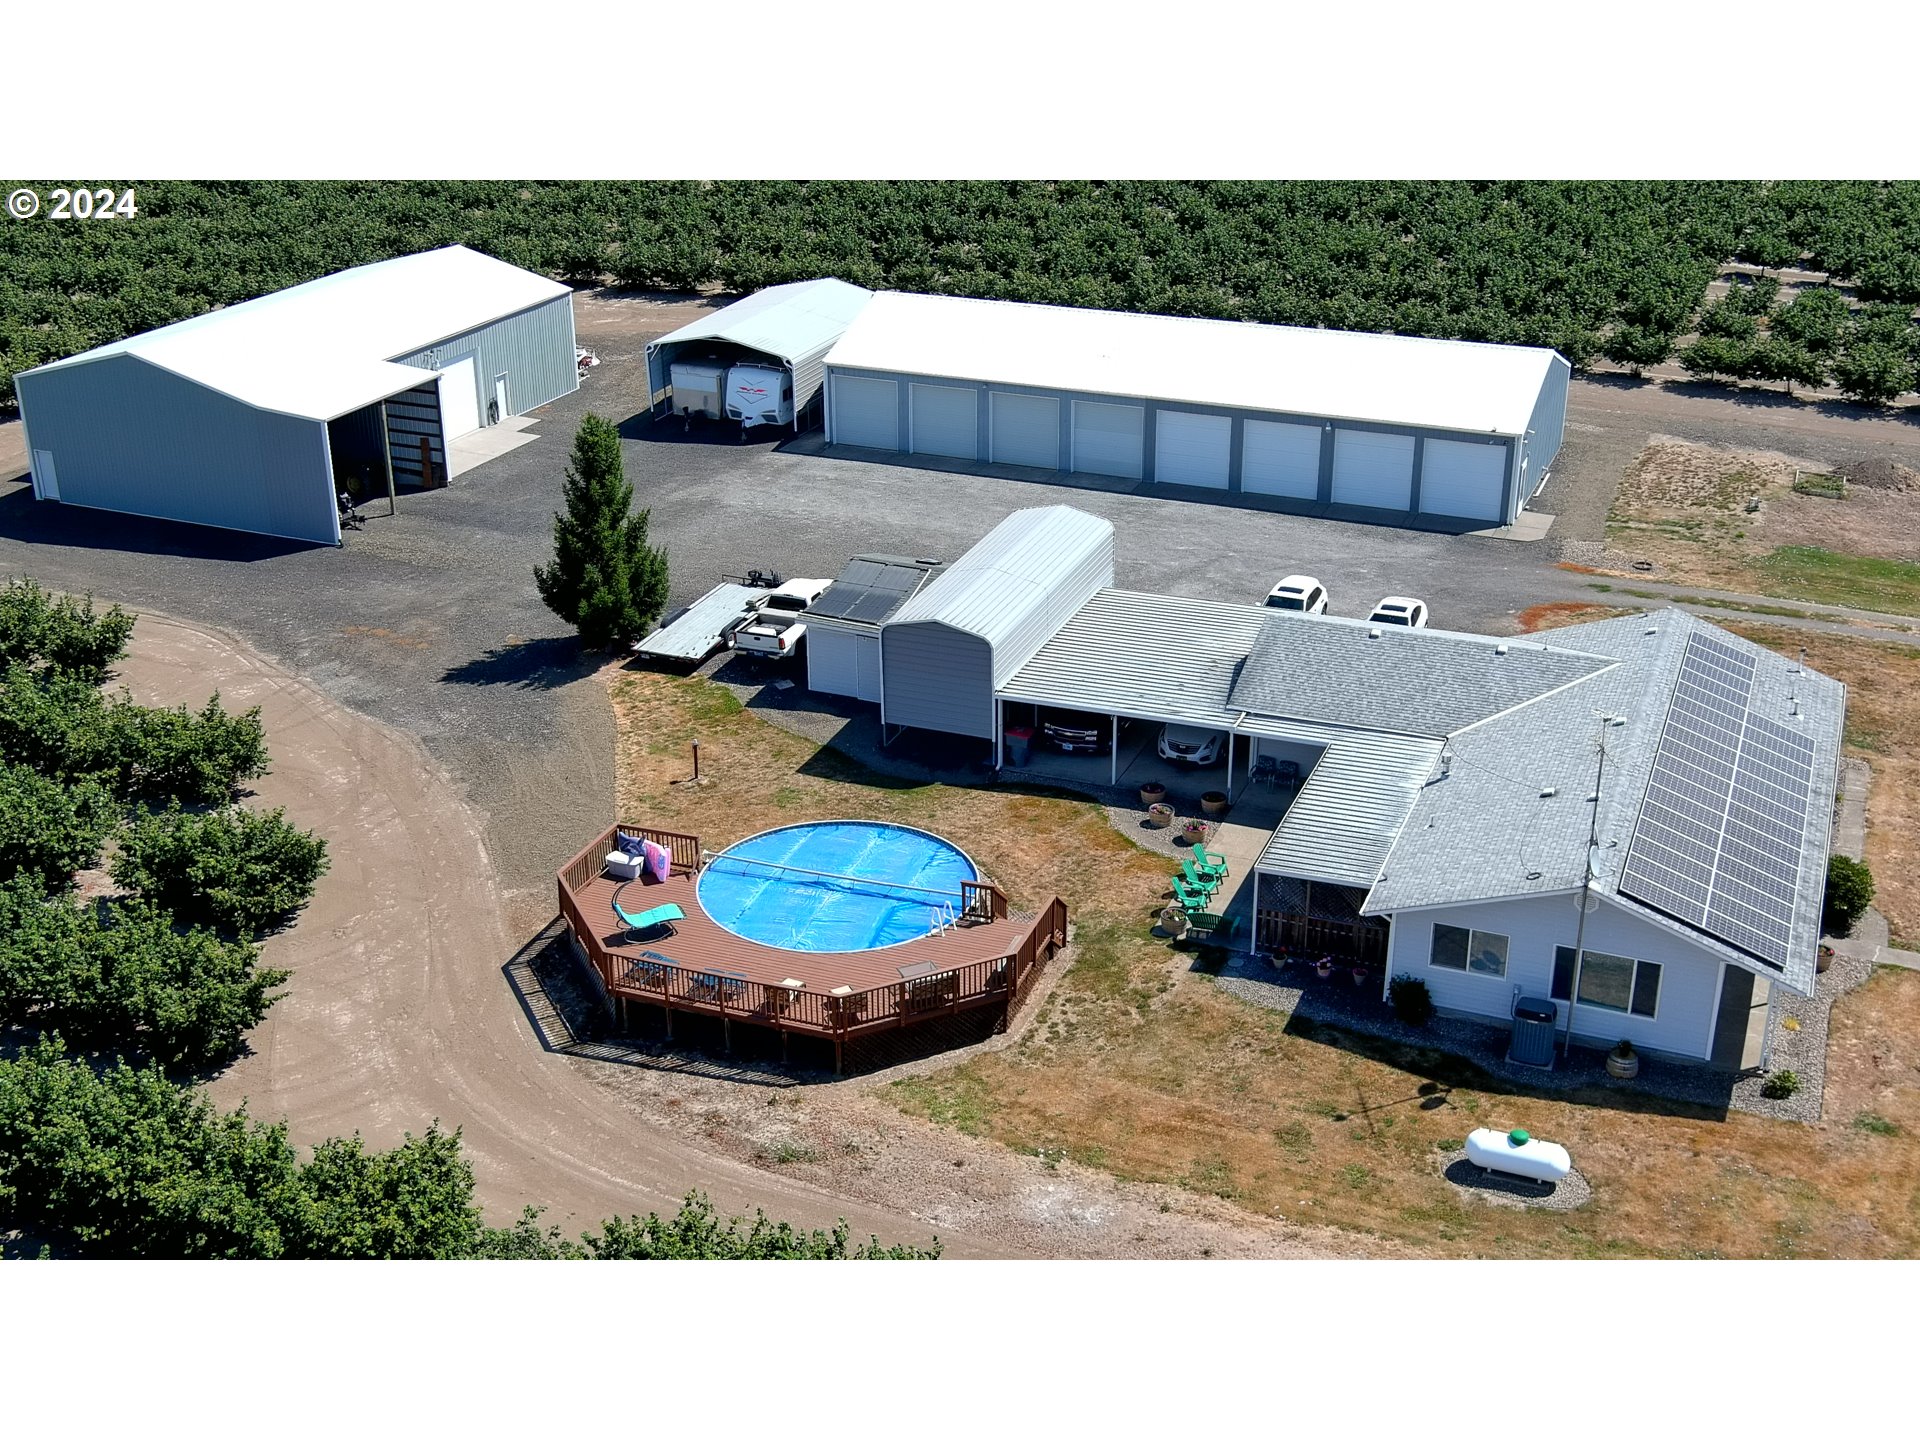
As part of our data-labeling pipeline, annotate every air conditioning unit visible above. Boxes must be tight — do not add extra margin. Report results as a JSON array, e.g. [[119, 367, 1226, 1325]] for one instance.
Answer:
[[1508, 995, 1558, 1068]]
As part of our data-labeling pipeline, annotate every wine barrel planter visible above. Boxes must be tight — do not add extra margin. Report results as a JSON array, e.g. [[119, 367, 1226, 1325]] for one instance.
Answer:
[[1201, 790, 1230, 818], [1817, 944, 1835, 974], [1606, 1045, 1640, 1080], [1145, 801, 1175, 829]]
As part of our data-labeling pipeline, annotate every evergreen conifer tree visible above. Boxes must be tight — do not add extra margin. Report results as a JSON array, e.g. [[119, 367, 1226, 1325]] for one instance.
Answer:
[[534, 415, 669, 649]]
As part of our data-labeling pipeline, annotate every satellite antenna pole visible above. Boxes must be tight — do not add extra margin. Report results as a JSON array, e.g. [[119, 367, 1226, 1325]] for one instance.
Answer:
[[1563, 716, 1613, 1058]]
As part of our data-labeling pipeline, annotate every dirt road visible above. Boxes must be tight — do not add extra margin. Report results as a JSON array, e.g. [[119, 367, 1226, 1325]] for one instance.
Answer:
[[122, 610, 1365, 1258]]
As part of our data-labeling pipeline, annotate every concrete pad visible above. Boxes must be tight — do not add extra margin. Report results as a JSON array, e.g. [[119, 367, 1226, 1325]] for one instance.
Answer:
[[447, 418, 543, 478], [1469, 510, 1556, 543]]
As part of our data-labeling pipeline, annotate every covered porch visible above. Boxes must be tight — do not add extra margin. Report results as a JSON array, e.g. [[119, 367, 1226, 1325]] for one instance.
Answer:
[[1255, 873, 1391, 966]]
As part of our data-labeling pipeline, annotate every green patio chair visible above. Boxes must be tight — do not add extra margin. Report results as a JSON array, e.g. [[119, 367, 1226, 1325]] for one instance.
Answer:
[[1171, 875, 1212, 910], [1194, 847, 1229, 880], [1179, 855, 1222, 895]]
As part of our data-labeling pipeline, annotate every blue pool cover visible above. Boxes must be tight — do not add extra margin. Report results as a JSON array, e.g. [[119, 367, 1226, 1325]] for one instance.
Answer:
[[697, 822, 979, 953]]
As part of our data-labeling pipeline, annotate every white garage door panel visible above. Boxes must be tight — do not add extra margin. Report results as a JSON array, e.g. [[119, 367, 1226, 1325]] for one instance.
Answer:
[[853, 633, 882, 702], [1241, 420, 1322, 498], [833, 376, 900, 450], [1153, 410, 1231, 489], [437, 357, 480, 439], [990, 392, 1059, 469], [1419, 438, 1507, 522], [808, 627, 862, 698], [1331, 430, 1415, 510], [1072, 401, 1144, 480], [910, 383, 977, 459]]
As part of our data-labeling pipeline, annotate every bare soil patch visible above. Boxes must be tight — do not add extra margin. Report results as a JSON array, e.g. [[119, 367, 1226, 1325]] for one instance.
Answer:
[[1517, 601, 1634, 633]]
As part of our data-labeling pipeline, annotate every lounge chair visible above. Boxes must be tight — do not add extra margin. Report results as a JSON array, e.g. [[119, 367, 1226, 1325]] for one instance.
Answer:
[[1170, 875, 1212, 910], [1194, 847, 1229, 880], [1178, 855, 1221, 895], [613, 893, 685, 939]]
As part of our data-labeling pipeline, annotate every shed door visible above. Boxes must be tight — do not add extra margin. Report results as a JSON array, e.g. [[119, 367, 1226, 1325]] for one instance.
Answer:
[[1071, 400, 1144, 480], [832, 376, 900, 450], [909, 383, 978, 459], [1153, 410, 1231, 489], [1241, 420, 1321, 498], [31, 449, 60, 502], [1330, 430, 1415, 510], [437, 357, 481, 439], [807, 626, 862, 698], [990, 392, 1059, 469], [854, 632, 882, 702], [1419, 437, 1507, 522]]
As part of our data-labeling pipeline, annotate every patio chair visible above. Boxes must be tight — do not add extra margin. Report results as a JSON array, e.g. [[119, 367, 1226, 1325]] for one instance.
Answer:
[[1250, 756, 1279, 789], [612, 886, 685, 940], [1171, 875, 1212, 910], [1177, 856, 1221, 897], [1191, 848, 1228, 881]]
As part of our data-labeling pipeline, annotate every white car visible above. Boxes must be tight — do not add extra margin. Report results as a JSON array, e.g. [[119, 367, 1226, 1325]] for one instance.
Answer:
[[1265, 575, 1329, 614], [730, 578, 833, 658], [1368, 596, 1430, 628], [1157, 723, 1223, 766]]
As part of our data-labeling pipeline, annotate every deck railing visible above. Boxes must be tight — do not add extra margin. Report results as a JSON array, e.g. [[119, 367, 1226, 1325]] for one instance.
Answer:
[[1255, 908, 1389, 965]]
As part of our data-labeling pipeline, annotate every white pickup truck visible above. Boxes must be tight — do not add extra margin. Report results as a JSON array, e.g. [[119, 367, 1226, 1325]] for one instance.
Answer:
[[729, 577, 833, 659]]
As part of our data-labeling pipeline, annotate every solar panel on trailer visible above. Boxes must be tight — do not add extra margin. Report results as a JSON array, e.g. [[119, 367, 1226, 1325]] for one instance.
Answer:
[[1619, 633, 1819, 971]]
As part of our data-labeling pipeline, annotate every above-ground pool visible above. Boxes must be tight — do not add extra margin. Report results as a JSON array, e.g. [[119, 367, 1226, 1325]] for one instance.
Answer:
[[697, 821, 980, 953]]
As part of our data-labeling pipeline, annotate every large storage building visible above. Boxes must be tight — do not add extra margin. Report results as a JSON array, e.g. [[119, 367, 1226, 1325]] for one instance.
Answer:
[[646, 278, 872, 430], [15, 245, 577, 546], [823, 291, 1569, 528]]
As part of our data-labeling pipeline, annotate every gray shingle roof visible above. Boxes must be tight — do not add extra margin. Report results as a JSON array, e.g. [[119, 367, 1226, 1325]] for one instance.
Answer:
[[1362, 609, 1845, 996], [1227, 614, 1618, 738]]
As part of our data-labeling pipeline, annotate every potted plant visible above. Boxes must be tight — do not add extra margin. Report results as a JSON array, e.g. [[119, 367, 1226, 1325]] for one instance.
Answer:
[[1315, 955, 1335, 979], [1159, 905, 1189, 938], [1606, 1039, 1640, 1080], [1201, 790, 1230, 818], [1145, 801, 1175, 829], [1817, 943, 1835, 974], [1140, 779, 1168, 808], [1181, 817, 1209, 845], [1350, 962, 1370, 988]]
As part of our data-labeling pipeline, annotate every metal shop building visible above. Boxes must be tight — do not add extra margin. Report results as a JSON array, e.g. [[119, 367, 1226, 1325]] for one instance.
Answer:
[[823, 291, 1569, 528], [15, 245, 577, 546], [645, 277, 873, 430]]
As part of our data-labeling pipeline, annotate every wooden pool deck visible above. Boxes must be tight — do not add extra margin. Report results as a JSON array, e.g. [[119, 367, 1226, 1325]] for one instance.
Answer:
[[557, 824, 1067, 1070]]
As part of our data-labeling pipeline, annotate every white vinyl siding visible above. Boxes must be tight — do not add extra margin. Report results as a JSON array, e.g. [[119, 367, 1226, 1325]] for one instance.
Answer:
[[989, 392, 1060, 469], [1241, 420, 1322, 498], [1071, 400, 1144, 480], [437, 357, 480, 438], [1419, 437, 1507, 522], [832, 375, 899, 450], [1152, 410, 1231, 489], [1331, 429, 1415, 510], [909, 383, 977, 459]]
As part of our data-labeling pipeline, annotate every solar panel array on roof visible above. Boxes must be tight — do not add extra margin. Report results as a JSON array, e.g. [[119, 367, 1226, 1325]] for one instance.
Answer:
[[1619, 633, 1820, 971], [807, 556, 938, 625]]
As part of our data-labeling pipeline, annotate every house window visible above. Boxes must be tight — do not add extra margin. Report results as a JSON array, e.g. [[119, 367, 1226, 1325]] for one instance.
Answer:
[[1553, 947, 1661, 1018], [1431, 923, 1507, 978]]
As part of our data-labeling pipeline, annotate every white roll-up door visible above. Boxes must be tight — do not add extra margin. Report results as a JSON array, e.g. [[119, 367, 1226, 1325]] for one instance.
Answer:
[[437, 357, 480, 439], [1331, 429, 1415, 510], [1071, 400, 1144, 480], [1153, 410, 1231, 489], [909, 383, 978, 459], [1419, 438, 1508, 522], [853, 632, 882, 702], [831, 375, 900, 450], [807, 626, 863, 698], [990, 392, 1059, 469], [1242, 420, 1322, 498]]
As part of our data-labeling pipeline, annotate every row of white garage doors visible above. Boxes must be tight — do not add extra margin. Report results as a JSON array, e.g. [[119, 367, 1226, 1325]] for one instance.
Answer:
[[827, 375, 1510, 523]]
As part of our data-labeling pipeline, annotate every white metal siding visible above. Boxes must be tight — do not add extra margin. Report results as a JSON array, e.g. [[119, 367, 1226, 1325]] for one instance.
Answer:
[[1383, 892, 1723, 1060], [1153, 410, 1231, 489], [989, 391, 1059, 469], [831, 375, 900, 450], [1071, 400, 1144, 480], [909, 383, 977, 459], [807, 625, 875, 700], [882, 622, 996, 737], [437, 358, 480, 438], [1241, 420, 1322, 498], [1419, 438, 1506, 522], [1331, 429, 1415, 510]]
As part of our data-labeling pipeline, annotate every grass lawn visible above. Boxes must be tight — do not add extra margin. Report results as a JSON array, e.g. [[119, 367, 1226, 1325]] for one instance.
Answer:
[[1753, 546, 1920, 617], [610, 664, 1920, 1258]]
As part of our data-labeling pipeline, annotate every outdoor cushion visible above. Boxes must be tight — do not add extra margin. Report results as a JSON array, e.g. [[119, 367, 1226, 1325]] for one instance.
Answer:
[[641, 838, 671, 882]]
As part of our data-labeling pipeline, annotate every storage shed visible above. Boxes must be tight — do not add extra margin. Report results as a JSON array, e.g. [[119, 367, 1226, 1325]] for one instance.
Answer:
[[15, 246, 577, 546], [646, 278, 873, 430], [804, 554, 943, 703], [824, 291, 1569, 527], [880, 506, 1113, 740]]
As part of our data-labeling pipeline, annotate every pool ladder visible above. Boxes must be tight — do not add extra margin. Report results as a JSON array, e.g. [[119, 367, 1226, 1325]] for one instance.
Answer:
[[929, 901, 956, 937]]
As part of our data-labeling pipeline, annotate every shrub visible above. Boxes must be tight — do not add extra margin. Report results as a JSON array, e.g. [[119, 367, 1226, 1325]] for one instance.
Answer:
[[0, 876, 287, 1070], [1831, 340, 1916, 404], [1822, 855, 1875, 938], [104, 692, 268, 805], [1600, 323, 1676, 374], [113, 804, 329, 936], [1761, 1070, 1800, 1100], [0, 664, 115, 781], [0, 761, 116, 890], [1388, 974, 1434, 1027], [0, 579, 134, 685]]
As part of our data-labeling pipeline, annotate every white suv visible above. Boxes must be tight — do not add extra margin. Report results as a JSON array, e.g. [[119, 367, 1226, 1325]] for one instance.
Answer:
[[1265, 575, 1329, 614], [1368, 596, 1429, 628]]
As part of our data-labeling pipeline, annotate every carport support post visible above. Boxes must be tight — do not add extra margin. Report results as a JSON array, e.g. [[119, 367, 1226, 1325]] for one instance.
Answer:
[[379, 400, 397, 516], [994, 698, 1004, 771], [1110, 715, 1119, 786]]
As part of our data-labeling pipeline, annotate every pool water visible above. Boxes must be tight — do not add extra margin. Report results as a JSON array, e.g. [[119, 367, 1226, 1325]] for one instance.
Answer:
[[696, 821, 979, 953]]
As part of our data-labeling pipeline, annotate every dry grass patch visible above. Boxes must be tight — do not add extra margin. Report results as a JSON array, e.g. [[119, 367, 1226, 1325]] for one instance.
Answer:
[[1517, 602, 1637, 633], [611, 666, 1920, 1258]]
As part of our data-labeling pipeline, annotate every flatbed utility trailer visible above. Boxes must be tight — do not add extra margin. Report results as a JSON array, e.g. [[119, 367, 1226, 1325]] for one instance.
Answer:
[[631, 581, 771, 664]]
